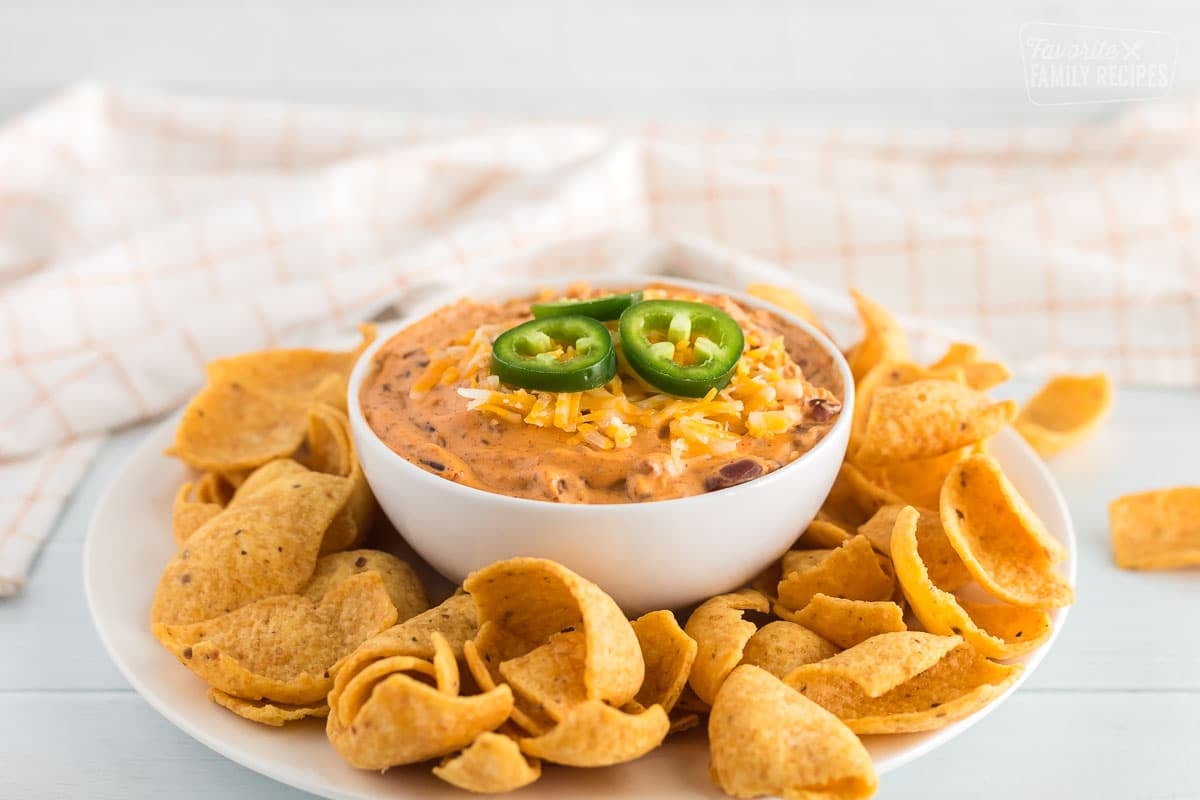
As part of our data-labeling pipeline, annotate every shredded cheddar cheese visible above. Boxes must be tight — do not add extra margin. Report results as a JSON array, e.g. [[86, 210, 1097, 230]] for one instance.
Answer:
[[413, 309, 832, 461]]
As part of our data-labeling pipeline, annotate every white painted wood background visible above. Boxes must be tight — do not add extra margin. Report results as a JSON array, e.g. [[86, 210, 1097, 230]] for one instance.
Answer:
[[1, 3, 1199, 799], [1, 0, 1199, 124]]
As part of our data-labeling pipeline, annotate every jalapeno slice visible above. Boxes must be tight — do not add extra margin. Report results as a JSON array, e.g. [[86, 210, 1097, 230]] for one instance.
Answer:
[[491, 315, 617, 392], [618, 300, 744, 398], [531, 291, 643, 322]]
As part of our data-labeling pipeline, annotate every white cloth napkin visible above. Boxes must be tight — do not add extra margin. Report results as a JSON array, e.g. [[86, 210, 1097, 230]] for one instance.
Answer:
[[1, 83, 1197, 595]]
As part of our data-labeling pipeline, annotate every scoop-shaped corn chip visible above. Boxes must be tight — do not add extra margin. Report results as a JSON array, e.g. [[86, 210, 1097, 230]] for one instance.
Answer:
[[1110, 486, 1200, 570], [335, 633, 457, 729], [195, 471, 238, 505], [786, 636, 1022, 734], [781, 548, 825, 577], [685, 588, 771, 705], [298, 404, 352, 476], [1015, 373, 1112, 457], [776, 536, 893, 612], [499, 630, 588, 722], [152, 464, 351, 625], [466, 622, 536, 691], [852, 361, 963, 446], [204, 332, 369, 398], [220, 469, 251, 490], [788, 594, 907, 650], [303, 549, 428, 622], [675, 685, 711, 715], [300, 404, 376, 554], [207, 687, 328, 726], [748, 560, 783, 601], [746, 283, 821, 329], [787, 631, 960, 697], [339, 593, 477, 676], [929, 342, 1011, 391], [467, 621, 555, 736], [232, 331, 371, 397], [941, 454, 1073, 608], [631, 610, 697, 713], [431, 631, 461, 696], [517, 700, 669, 767], [709, 664, 877, 800], [963, 361, 1010, 392], [468, 623, 552, 734], [801, 517, 854, 549], [821, 462, 906, 528], [859, 505, 972, 592], [740, 620, 838, 678], [331, 592, 477, 712], [959, 601, 1052, 656], [861, 447, 971, 514], [176, 462, 309, 549], [169, 327, 374, 472], [338, 655, 438, 727], [464, 631, 555, 737], [172, 482, 223, 548], [891, 506, 1051, 659], [170, 382, 311, 472], [228, 457, 309, 499], [464, 558, 643, 708], [327, 673, 513, 770], [155, 571, 397, 704], [846, 289, 910, 385], [434, 732, 542, 793], [927, 342, 980, 371], [855, 380, 1016, 465]]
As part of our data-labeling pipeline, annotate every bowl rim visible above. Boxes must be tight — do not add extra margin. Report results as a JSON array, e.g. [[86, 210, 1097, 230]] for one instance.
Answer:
[[346, 273, 856, 512]]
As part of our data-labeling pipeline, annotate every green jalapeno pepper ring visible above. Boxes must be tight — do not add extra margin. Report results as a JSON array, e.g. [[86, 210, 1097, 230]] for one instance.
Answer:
[[490, 315, 617, 392], [618, 299, 744, 398], [530, 291, 643, 321]]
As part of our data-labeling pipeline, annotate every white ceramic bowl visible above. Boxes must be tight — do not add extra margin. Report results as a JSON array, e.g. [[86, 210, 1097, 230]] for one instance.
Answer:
[[347, 275, 855, 614]]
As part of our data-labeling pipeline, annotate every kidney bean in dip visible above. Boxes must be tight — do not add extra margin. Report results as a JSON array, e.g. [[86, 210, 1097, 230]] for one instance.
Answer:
[[359, 284, 843, 504]]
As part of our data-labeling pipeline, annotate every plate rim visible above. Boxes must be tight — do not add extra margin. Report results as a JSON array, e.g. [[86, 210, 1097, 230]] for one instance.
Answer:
[[84, 411, 1075, 799]]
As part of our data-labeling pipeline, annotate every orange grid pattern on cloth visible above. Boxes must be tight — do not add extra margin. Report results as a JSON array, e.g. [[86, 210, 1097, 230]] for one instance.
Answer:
[[1, 83, 1198, 595]]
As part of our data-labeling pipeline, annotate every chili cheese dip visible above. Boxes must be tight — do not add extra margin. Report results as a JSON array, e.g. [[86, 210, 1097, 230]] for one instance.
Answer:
[[360, 284, 843, 503]]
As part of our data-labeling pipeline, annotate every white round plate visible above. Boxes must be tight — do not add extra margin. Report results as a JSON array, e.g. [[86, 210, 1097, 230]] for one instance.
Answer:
[[85, 415, 1075, 799]]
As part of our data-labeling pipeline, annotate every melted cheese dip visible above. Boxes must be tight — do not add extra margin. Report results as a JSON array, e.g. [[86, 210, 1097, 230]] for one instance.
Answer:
[[360, 285, 843, 503]]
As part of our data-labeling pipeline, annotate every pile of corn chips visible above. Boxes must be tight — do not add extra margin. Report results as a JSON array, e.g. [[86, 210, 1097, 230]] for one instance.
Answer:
[[148, 289, 1112, 799], [151, 326, 436, 725], [749, 284, 1199, 576]]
